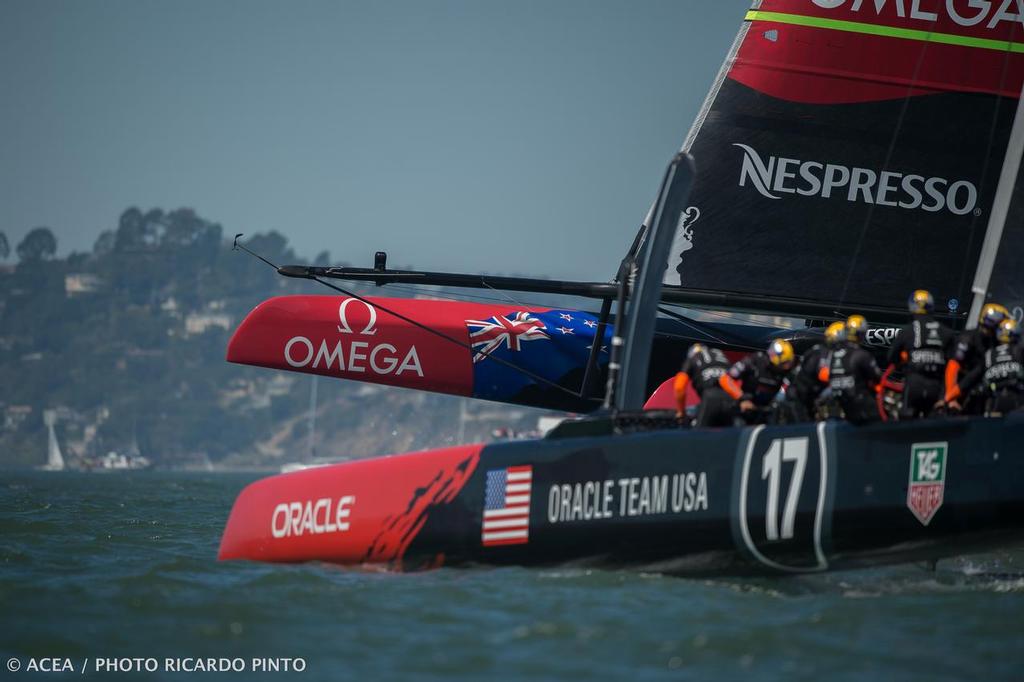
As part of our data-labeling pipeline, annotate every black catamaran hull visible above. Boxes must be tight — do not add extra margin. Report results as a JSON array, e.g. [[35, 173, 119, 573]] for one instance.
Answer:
[[219, 415, 1024, 575]]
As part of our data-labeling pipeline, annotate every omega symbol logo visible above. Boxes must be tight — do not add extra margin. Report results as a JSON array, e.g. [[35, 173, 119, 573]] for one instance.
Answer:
[[337, 298, 378, 335]]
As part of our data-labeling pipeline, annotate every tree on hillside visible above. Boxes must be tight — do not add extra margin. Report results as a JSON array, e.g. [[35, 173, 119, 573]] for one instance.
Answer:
[[113, 207, 166, 252], [162, 208, 203, 248], [0, 231, 9, 260], [113, 207, 146, 252], [16, 227, 57, 261], [143, 208, 165, 240], [93, 230, 115, 255]]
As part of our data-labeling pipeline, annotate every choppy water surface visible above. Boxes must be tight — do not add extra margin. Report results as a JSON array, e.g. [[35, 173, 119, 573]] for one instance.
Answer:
[[1, 471, 1022, 681]]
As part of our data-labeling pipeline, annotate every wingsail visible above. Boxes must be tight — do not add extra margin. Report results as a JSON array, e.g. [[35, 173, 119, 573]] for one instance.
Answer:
[[666, 0, 1024, 318]]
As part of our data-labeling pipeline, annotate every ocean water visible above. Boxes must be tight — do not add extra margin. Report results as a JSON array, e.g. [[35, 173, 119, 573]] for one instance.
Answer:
[[2, 471, 1023, 682]]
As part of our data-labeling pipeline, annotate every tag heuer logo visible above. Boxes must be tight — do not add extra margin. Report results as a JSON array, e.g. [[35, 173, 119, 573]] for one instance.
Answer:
[[907, 442, 947, 526]]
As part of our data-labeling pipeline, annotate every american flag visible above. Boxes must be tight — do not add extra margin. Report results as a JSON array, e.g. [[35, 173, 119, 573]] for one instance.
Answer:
[[481, 465, 532, 546]]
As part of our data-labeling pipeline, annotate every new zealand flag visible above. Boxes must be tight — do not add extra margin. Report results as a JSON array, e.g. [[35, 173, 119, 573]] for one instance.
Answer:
[[464, 309, 613, 406]]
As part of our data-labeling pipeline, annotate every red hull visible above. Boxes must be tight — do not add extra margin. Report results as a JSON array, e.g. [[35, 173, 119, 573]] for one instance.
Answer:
[[219, 444, 482, 567]]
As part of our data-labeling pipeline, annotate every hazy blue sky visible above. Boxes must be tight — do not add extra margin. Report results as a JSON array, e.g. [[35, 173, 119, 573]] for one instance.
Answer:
[[1, 1, 750, 281]]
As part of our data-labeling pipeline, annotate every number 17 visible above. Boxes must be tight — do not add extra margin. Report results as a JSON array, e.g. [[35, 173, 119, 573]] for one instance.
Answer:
[[762, 438, 808, 541]]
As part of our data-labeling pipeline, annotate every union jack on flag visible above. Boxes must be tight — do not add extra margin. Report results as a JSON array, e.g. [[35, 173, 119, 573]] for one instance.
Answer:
[[482, 465, 532, 546], [465, 312, 549, 363]]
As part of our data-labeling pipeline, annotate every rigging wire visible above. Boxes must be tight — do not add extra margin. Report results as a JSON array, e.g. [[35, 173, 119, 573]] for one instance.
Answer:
[[327, 269, 606, 312], [659, 302, 796, 330], [482, 280, 528, 309], [656, 307, 764, 351], [232, 235, 598, 403], [656, 306, 729, 345], [355, 282, 603, 315]]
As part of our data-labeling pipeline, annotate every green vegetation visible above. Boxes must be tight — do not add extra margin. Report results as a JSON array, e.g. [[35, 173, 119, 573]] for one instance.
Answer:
[[0, 210, 326, 468], [0, 210, 540, 469]]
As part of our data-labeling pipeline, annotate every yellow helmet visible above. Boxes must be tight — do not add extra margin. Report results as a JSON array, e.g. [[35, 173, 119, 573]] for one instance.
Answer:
[[845, 314, 868, 344], [908, 289, 934, 315], [686, 343, 705, 361], [980, 303, 1010, 331], [996, 318, 1019, 344], [767, 339, 795, 369], [824, 321, 846, 347]]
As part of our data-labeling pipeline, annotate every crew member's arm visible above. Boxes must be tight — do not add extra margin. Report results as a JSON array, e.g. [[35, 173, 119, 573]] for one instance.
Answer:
[[720, 361, 754, 411], [944, 359, 962, 402], [673, 371, 691, 417], [718, 372, 743, 400], [958, 362, 986, 398], [943, 338, 969, 404]]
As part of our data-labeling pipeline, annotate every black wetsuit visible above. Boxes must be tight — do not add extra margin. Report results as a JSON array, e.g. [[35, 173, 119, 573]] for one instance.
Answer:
[[787, 343, 827, 422], [680, 347, 733, 427], [949, 329, 997, 414], [887, 316, 955, 419], [826, 342, 882, 425], [979, 342, 1024, 415], [724, 352, 788, 424]]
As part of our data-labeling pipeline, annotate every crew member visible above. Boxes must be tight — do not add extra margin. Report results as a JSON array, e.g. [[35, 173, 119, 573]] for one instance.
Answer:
[[977, 318, 1023, 416], [719, 339, 795, 424], [886, 289, 955, 419], [787, 321, 845, 422], [942, 303, 1009, 414], [674, 343, 734, 427], [820, 314, 882, 424]]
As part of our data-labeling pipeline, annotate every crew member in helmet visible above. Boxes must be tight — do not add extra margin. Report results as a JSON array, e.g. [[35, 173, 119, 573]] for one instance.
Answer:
[[819, 314, 883, 424], [787, 321, 845, 422], [941, 302, 1009, 413], [674, 343, 734, 427], [719, 339, 795, 424], [972, 318, 1023, 416], [886, 289, 955, 419]]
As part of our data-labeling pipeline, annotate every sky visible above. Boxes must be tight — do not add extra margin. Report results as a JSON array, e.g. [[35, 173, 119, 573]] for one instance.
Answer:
[[0, 0, 751, 282]]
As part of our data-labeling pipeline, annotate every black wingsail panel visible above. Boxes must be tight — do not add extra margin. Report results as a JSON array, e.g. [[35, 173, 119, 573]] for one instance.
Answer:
[[664, 0, 1024, 317]]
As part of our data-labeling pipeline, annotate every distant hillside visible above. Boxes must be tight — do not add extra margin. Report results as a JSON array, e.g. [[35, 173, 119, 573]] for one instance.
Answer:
[[0, 209, 552, 469]]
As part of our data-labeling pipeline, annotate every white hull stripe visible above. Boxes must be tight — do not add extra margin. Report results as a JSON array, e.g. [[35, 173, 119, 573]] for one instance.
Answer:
[[484, 506, 529, 518], [482, 530, 529, 542]]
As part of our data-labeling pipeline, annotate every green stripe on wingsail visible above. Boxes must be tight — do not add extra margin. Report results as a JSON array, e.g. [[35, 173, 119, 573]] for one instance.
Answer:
[[745, 10, 1024, 54]]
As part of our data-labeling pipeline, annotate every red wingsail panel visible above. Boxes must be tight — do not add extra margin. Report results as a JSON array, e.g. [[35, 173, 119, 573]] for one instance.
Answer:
[[734, 0, 1024, 104], [218, 444, 482, 567], [226, 295, 550, 397]]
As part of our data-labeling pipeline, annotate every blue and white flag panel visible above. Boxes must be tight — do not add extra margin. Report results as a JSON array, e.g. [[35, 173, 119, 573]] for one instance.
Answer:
[[464, 309, 613, 401]]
